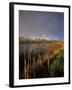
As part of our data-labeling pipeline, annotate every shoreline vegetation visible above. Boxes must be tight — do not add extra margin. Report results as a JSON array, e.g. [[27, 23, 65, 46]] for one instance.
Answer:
[[19, 37, 64, 79], [19, 37, 64, 44]]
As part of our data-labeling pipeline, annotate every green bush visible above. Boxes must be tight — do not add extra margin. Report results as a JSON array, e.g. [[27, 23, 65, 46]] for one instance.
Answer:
[[49, 50, 64, 77]]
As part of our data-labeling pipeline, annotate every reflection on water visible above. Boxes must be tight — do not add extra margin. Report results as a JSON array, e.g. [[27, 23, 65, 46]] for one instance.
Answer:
[[20, 43, 48, 54]]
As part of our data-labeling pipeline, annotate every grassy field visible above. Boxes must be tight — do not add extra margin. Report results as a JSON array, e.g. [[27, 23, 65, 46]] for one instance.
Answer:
[[19, 39, 64, 79]]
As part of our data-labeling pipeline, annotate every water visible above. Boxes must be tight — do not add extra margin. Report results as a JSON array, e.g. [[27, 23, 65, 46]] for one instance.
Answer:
[[19, 43, 48, 55]]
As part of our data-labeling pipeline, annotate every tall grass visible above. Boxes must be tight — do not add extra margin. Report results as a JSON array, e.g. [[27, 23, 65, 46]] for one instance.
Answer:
[[48, 49, 64, 77], [19, 41, 64, 79]]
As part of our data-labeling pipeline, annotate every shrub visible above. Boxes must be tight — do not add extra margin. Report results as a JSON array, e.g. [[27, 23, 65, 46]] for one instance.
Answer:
[[49, 50, 64, 77]]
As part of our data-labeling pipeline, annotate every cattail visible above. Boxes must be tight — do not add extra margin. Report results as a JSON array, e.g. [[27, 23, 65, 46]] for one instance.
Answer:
[[24, 60, 27, 79], [29, 48, 32, 78], [48, 59, 49, 69], [32, 57, 35, 78]]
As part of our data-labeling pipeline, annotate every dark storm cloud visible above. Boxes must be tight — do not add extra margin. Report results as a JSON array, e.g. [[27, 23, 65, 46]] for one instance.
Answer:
[[19, 10, 64, 40]]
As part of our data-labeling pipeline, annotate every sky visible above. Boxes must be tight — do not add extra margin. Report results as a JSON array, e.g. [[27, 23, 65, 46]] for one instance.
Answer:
[[19, 10, 64, 40]]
